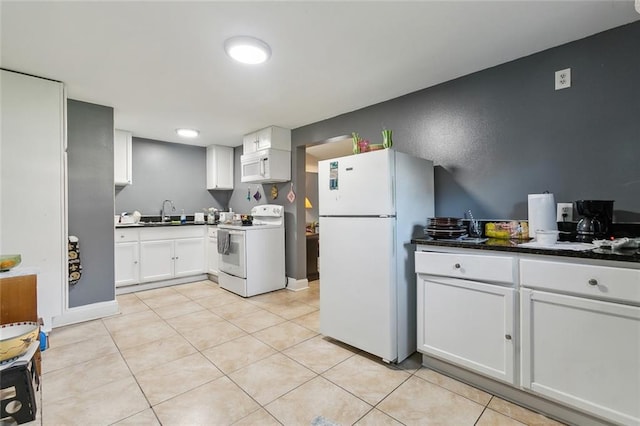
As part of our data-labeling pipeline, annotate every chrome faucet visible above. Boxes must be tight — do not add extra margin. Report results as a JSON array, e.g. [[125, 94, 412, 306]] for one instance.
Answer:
[[161, 199, 175, 222]]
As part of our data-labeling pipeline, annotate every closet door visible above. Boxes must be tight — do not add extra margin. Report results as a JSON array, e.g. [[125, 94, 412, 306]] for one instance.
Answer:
[[0, 70, 66, 331]]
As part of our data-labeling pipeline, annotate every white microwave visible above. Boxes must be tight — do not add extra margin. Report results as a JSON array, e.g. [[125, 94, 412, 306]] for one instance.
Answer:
[[240, 148, 291, 183]]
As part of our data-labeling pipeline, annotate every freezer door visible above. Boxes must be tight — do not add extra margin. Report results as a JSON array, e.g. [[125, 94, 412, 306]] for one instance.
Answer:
[[318, 150, 394, 216], [319, 216, 397, 361]]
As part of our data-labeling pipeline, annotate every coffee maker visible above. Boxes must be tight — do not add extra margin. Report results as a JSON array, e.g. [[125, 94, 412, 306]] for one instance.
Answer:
[[575, 200, 614, 242]]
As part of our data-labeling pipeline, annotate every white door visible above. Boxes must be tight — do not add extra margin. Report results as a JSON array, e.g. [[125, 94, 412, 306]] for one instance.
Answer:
[[114, 242, 139, 287], [417, 275, 516, 384], [218, 230, 246, 278], [1, 70, 65, 331], [140, 240, 173, 282], [319, 216, 397, 361], [521, 289, 640, 425], [318, 149, 395, 216], [174, 237, 205, 277]]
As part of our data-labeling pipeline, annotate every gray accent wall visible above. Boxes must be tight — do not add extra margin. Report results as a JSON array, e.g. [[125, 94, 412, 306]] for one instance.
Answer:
[[285, 21, 640, 280], [115, 138, 230, 216], [67, 99, 115, 307]]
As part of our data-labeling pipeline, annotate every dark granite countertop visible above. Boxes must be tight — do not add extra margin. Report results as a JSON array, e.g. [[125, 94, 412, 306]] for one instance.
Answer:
[[412, 237, 640, 263], [116, 221, 207, 228]]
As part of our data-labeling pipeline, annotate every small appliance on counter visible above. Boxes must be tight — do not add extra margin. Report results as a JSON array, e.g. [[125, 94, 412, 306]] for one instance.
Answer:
[[575, 200, 614, 242]]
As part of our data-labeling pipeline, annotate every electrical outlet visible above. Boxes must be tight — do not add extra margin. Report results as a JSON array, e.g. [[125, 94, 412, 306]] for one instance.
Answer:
[[556, 203, 573, 222], [555, 68, 571, 90]]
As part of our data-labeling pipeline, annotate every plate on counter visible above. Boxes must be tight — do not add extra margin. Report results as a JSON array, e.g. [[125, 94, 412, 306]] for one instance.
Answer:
[[425, 228, 468, 239], [427, 217, 463, 227]]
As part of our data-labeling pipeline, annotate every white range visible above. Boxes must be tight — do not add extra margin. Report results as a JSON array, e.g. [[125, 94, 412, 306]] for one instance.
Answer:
[[217, 204, 286, 297]]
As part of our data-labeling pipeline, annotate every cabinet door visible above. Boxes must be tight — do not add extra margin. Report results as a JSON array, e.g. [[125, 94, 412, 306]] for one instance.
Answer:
[[174, 237, 205, 277], [521, 289, 640, 425], [256, 127, 272, 150], [417, 274, 516, 384], [242, 132, 258, 154], [114, 129, 132, 186], [139, 240, 173, 282], [206, 145, 234, 190], [115, 242, 139, 287]]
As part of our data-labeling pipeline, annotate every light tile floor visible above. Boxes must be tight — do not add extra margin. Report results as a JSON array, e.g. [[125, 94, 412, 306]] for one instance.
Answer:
[[26, 280, 566, 425]]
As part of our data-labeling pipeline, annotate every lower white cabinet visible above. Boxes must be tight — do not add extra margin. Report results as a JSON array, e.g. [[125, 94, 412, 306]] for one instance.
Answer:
[[140, 237, 205, 282], [115, 226, 206, 287], [415, 247, 640, 426], [175, 238, 206, 277], [520, 258, 640, 426], [521, 289, 640, 426], [140, 239, 174, 282], [417, 274, 516, 384], [207, 226, 219, 275], [115, 242, 139, 287]]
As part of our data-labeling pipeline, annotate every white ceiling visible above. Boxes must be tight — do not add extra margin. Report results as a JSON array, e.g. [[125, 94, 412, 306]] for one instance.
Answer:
[[1, 1, 638, 148]]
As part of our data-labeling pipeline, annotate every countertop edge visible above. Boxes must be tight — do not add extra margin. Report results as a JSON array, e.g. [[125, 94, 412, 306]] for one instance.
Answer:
[[412, 238, 640, 263]]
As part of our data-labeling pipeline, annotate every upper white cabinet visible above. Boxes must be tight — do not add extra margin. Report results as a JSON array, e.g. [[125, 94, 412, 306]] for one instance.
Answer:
[[242, 126, 291, 154], [114, 129, 133, 186], [206, 145, 234, 190]]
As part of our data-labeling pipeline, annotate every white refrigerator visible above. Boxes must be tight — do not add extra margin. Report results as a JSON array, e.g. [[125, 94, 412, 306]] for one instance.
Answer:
[[318, 148, 434, 363]]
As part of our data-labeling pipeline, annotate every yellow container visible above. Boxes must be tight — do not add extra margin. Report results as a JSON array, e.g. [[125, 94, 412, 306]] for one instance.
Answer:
[[485, 221, 529, 240]]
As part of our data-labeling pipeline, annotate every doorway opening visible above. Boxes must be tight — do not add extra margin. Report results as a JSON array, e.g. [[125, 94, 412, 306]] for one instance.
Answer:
[[302, 135, 353, 283]]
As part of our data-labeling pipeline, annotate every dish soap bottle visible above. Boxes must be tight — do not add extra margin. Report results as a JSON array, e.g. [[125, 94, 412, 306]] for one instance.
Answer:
[[180, 209, 186, 224]]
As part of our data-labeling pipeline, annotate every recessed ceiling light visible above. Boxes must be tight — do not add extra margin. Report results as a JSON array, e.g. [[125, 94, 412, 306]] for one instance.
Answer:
[[176, 128, 199, 138], [224, 36, 271, 65]]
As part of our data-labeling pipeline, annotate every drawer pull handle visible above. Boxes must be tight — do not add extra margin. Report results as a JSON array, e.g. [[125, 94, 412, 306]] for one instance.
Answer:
[[505, 334, 512, 340], [588, 278, 598, 286], [454, 263, 461, 269]]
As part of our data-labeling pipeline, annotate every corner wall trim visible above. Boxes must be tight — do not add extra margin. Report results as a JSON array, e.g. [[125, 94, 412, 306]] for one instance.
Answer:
[[287, 277, 309, 291]]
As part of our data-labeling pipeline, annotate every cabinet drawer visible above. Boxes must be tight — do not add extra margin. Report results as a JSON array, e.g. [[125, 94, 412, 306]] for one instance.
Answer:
[[415, 251, 515, 284], [520, 259, 640, 304], [115, 228, 139, 242], [139, 226, 205, 241]]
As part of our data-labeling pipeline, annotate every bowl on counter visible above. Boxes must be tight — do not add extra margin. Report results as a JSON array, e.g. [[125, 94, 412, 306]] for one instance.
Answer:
[[0, 321, 39, 362], [0, 254, 21, 272], [535, 230, 560, 246]]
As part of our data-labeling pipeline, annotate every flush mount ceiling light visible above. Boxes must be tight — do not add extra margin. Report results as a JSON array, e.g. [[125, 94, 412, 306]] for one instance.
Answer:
[[176, 128, 199, 138], [224, 36, 271, 65]]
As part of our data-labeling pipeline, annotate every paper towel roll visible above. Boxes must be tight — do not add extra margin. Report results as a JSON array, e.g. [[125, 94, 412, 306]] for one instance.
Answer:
[[528, 193, 557, 238]]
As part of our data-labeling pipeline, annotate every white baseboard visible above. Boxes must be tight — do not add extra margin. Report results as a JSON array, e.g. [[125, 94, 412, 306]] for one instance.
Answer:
[[116, 274, 208, 295], [51, 299, 120, 330], [287, 277, 309, 291]]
